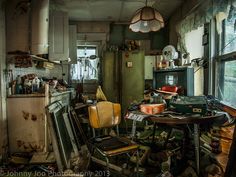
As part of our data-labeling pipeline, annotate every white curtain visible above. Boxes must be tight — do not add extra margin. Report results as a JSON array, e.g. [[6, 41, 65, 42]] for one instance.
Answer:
[[176, 0, 232, 53], [70, 58, 99, 82]]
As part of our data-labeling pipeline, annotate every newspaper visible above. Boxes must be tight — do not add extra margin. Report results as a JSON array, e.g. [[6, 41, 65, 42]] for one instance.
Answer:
[[125, 112, 149, 122]]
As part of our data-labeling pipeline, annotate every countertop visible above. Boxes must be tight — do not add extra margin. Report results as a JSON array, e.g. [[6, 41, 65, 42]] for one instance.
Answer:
[[7, 90, 73, 98], [7, 93, 46, 98], [50, 90, 72, 97]]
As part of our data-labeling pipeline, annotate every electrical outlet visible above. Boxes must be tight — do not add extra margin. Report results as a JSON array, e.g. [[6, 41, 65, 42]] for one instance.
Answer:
[[126, 61, 133, 68]]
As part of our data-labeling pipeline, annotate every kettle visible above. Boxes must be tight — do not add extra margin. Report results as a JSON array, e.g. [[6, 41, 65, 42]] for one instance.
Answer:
[[151, 92, 163, 104]]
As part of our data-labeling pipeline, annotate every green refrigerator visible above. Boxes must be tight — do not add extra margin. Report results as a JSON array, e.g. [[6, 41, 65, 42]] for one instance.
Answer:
[[102, 50, 145, 115]]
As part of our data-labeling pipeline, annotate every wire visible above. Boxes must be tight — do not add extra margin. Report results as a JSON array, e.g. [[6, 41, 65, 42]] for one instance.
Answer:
[[221, 35, 236, 54], [194, 62, 208, 73], [217, 83, 224, 99], [194, 27, 236, 74]]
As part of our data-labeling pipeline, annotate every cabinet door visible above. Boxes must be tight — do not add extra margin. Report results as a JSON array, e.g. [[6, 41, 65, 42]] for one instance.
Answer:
[[68, 25, 77, 64], [49, 10, 69, 61], [7, 97, 47, 153]]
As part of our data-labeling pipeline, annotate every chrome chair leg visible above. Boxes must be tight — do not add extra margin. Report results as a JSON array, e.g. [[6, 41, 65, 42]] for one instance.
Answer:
[[105, 156, 110, 176], [116, 125, 119, 136], [131, 120, 137, 140], [92, 128, 96, 138], [104, 128, 108, 135]]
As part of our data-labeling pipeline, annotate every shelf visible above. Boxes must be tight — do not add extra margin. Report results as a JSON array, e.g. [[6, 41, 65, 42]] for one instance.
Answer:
[[50, 90, 72, 97], [7, 53, 66, 66], [154, 67, 193, 73], [7, 53, 48, 63], [30, 55, 48, 61], [31, 55, 62, 65]]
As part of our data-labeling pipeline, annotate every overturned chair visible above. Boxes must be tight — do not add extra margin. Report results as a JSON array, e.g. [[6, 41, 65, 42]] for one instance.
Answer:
[[88, 101, 140, 176]]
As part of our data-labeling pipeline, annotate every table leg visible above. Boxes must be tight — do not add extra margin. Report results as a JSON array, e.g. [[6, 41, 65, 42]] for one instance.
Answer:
[[194, 124, 200, 175], [164, 128, 172, 149], [131, 120, 137, 140], [152, 123, 157, 144]]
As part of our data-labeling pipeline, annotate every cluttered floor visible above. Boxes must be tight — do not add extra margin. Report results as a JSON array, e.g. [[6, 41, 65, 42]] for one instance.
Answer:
[[0, 94, 235, 177]]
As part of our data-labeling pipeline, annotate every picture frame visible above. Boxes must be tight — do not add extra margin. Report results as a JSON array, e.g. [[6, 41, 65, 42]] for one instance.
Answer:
[[46, 101, 79, 171]]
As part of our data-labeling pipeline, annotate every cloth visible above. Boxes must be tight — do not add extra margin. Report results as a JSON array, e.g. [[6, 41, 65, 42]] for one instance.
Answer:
[[125, 112, 149, 122], [176, 0, 231, 53]]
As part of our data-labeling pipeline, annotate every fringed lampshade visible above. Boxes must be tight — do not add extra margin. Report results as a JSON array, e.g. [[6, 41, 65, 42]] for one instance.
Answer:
[[129, 4, 164, 33]]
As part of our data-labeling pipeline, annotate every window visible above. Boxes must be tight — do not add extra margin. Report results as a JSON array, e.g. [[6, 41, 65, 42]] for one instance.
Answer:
[[216, 7, 236, 108], [221, 7, 236, 55], [77, 46, 96, 58], [71, 46, 99, 81], [217, 59, 236, 107]]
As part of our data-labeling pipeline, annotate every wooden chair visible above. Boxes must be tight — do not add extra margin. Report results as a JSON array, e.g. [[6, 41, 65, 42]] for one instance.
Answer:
[[88, 101, 140, 176]]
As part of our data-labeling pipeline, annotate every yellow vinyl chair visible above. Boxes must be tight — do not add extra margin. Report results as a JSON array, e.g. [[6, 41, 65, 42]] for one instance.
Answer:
[[88, 101, 139, 176]]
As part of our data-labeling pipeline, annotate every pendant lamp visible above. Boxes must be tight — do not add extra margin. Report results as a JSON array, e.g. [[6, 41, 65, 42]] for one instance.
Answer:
[[129, 0, 164, 33]]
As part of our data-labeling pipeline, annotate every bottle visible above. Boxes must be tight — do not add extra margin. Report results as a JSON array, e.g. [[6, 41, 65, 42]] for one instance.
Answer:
[[32, 77, 40, 92], [8, 87, 12, 96], [16, 75, 21, 84], [39, 78, 44, 88], [35, 77, 40, 91], [161, 60, 169, 69], [15, 75, 22, 94], [156, 55, 163, 70], [12, 81, 16, 95]]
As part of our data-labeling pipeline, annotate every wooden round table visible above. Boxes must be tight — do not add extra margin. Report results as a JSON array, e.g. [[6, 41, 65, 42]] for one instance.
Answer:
[[129, 112, 226, 175]]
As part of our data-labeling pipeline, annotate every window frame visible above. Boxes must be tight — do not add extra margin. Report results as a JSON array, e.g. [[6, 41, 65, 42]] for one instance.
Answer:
[[220, 20, 226, 56], [77, 45, 98, 59], [214, 17, 236, 108], [220, 19, 236, 55], [216, 53, 236, 99], [70, 45, 99, 82]]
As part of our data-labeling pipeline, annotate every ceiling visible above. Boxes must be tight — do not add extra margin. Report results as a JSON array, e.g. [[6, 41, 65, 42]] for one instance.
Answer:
[[52, 0, 184, 22]]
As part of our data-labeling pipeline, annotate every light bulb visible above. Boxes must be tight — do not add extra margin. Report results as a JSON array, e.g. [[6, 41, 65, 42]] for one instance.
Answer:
[[143, 21, 148, 27]]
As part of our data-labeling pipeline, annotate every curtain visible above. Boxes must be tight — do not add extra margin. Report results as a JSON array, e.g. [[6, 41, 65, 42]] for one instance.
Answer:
[[176, 0, 231, 53]]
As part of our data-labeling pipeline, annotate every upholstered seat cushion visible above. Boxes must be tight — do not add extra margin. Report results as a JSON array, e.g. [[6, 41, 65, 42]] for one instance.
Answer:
[[90, 136, 138, 156]]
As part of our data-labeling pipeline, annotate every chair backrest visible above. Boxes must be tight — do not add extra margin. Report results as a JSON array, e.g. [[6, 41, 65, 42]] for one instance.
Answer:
[[88, 101, 121, 129]]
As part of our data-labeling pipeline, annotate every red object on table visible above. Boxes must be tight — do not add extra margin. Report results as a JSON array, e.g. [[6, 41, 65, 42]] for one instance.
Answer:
[[140, 104, 165, 115], [161, 86, 178, 93]]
